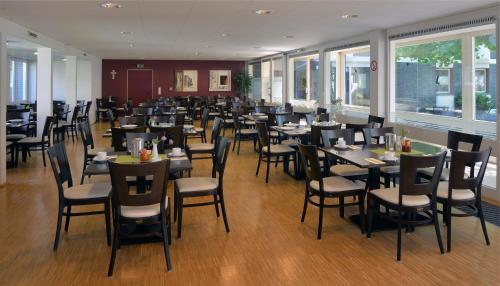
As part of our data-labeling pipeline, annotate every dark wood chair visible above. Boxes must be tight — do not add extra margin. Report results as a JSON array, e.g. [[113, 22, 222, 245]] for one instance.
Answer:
[[174, 136, 231, 239], [232, 111, 257, 155], [345, 122, 374, 145], [47, 143, 111, 250], [218, 105, 234, 136], [111, 126, 147, 152], [436, 148, 491, 252], [186, 108, 209, 143], [316, 107, 327, 114], [319, 113, 329, 122], [298, 144, 366, 239], [78, 101, 92, 122], [62, 105, 81, 142], [175, 112, 185, 126], [186, 117, 223, 163], [96, 98, 109, 121], [419, 130, 482, 181], [363, 127, 399, 188], [103, 110, 115, 138], [366, 151, 446, 261], [368, 115, 384, 128], [16, 115, 55, 167], [149, 126, 184, 149], [255, 121, 297, 183], [132, 107, 153, 116], [118, 115, 147, 127], [107, 160, 172, 276], [310, 124, 341, 175]]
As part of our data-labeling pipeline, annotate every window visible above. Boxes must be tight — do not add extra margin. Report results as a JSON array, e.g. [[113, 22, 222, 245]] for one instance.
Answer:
[[390, 24, 496, 135], [261, 61, 271, 103], [8, 58, 29, 104], [248, 63, 261, 100], [290, 53, 319, 102], [474, 33, 496, 122], [271, 58, 283, 104]]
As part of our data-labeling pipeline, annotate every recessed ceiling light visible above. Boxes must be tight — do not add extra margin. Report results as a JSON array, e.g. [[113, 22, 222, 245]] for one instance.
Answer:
[[283, 35, 294, 39], [341, 14, 359, 19], [221, 33, 230, 37], [255, 9, 273, 15], [121, 31, 133, 35], [62, 58, 67, 62], [129, 43, 134, 48], [195, 52, 200, 56], [33, 52, 38, 55], [100, 2, 122, 9]]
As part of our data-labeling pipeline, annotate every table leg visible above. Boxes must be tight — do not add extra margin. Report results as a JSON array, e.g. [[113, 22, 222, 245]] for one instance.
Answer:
[[367, 167, 381, 191]]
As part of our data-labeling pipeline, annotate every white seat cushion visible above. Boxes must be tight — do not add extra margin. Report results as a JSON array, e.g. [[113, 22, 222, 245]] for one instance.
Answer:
[[209, 112, 220, 116], [224, 119, 234, 124], [176, 177, 218, 193], [121, 199, 168, 219], [371, 187, 430, 207], [244, 121, 256, 125], [269, 131, 279, 138], [330, 164, 368, 177], [18, 136, 48, 144], [436, 182, 475, 201], [418, 167, 450, 181], [263, 144, 295, 154], [281, 139, 299, 146], [194, 127, 204, 132], [64, 181, 111, 200], [188, 143, 214, 151], [240, 129, 258, 135], [309, 176, 364, 193]]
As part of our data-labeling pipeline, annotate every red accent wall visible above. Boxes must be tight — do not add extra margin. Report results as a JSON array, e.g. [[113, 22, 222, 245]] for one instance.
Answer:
[[102, 59, 245, 106]]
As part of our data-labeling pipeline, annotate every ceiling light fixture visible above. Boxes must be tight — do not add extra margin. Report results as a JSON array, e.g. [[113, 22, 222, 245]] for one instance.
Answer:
[[341, 14, 359, 19], [221, 33, 230, 37], [62, 58, 68, 62], [283, 35, 294, 39], [129, 43, 134, 48], [195, 52, 200, 56], [33, 52, 38, 55], [100, 2, 122, 9], [255, 9, 273, 15], [121, 31, 133, 35]]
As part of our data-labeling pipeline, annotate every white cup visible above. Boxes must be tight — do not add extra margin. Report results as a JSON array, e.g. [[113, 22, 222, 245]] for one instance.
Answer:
[[385, 151, 396, 160], [97, 151, 107, 160], [337, 138, 346, 147], [172, 147, 182, 155]]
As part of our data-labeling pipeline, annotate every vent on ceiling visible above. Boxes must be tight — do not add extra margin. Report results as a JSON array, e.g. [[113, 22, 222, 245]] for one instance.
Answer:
[[27, 31, 38, 38], [389, 16, 496, 41], [324, 40, 370, 53]]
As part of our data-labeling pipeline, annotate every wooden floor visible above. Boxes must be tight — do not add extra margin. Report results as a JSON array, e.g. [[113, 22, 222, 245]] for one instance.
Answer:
[[1, 121, 499, 285]]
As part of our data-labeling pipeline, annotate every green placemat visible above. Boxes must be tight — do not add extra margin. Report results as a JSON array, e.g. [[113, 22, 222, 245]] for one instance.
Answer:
[[369, 148, 424, 156], [115, 154, 167, 164]]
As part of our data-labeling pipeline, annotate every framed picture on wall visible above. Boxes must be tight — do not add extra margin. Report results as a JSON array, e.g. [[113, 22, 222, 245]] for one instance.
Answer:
[[175, 70, 198, 92], [209, 70, 231, 91]]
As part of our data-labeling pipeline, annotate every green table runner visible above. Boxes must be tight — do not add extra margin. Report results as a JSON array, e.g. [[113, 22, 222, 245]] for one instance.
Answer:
[[369, 141, 443, 157], [115, 154, 167, 164]]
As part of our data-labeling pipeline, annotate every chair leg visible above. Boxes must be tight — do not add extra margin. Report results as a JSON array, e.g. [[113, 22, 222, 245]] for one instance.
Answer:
[[397, 208, 402, 261], [366, 195, 373, 238], [53, 204, 64, 250], [64, 205, 71, 232], [265, 155, 271, 183], [177, 197, 183, 239], [173, 190, 178, 222], [219, 191, 230, 232], [300, 186, 309, 222], [432, 203, 444, 254], [104, 200, 112, 246], [446, 203, 452, 252], [359, 192, 365, 234], [232, 137, 236, 152], [477, 200, 490, 245], [107, 218, 119, 277], [161, 213, 173, 271], [339, 197, 345, 218], [317, 195, 325, 240], [256, 152, 262, 176], [42, 144, 47, 167], [213, 194, 220, 217], [237, 138, 241, 155]]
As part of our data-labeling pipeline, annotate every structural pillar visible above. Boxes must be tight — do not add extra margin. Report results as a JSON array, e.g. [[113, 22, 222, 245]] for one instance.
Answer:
[[369, 30, 387, 117], [36, 47, 52, 137], [65, 56, 77, 112], [0, 32, 8, 185]]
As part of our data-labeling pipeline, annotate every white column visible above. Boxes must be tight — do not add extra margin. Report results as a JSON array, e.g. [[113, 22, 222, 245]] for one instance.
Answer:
[[369, 30, 387, 117], [496, 6, 500, 196], [281, 55, 287, 105], [0, 32, 8, 184], [65, 56, 77, 111], [36, 47, 52, 137], [324, 51, 331, 110], [318, 48, 326, 108]]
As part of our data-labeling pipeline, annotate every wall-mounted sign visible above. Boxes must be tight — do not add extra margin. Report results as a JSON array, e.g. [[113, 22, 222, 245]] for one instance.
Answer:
[[370, 60, 377, 72], [137, 64, 145, 69]]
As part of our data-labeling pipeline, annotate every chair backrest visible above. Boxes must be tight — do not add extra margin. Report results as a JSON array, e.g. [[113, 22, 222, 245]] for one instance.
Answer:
[[316, 107, 327, 115], [111, 127, 147, 152], [175, 112, 185, 126], [448, 148, 491, 195], [210, 117, 223, 144], [78, 120, 94, 153], [42, 115, 56, 139], [346, 122, 374, 145], [255, 121, 270, 148], [108, 160, 170, 217], [362, 127, 395, 145], [107, 110, 116, 128], [214, 136, 231, 180], [118, 115, 146, 127], [305, 113, 314, 126], [321, 128, 355, 147], [287, 114, 300, 124], [298, 144, 322, 184], [84, 101, 92, 116], [368, 115, 384, 128], [125, 132, 162, 152], [150, 126, 184, 149], [319, 113, 329, 122], [399, 152, 446, 198], [70, 105, 81, 123], [200, 108, 209, 129], [447, 130, 482, 152], [47, 143, 73, 202], [133, 107, 153, 116], [310, 124, 342, 146], [232, 111, 242, 130]]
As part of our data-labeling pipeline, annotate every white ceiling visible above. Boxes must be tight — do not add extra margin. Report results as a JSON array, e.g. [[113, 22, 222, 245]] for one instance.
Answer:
[[0, 0, 496, 61]]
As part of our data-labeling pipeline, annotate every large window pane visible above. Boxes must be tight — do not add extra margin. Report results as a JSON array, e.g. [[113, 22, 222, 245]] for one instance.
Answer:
[[261, 61, 271, 103], [344, 49, 370, 107], [271, 58, 283, 104], [395, 39, 462, 117], [293, 58, 307, 100], [310, 57, 320, 101], [248, 63, 261, 100], [474, 34, 496, 122]]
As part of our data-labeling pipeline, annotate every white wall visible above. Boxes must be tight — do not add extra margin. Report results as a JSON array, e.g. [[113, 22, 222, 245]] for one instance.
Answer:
[[28, 61, 36, 103], [77, 59, 91, 102], [52, 60, 65, 101]]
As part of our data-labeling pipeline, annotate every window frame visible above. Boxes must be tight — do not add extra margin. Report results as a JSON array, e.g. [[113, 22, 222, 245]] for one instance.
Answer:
[[288, 53, 320, 102]]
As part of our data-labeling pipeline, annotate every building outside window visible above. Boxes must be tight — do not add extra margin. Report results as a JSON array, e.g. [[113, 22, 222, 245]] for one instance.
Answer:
[[8, 58, 29, 104], [290, 53, 319, 104], [248, 62, 261, 100]]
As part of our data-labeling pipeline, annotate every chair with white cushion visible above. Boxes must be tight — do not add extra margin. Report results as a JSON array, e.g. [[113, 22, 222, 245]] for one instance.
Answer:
[[310, 124, 341, 175], [363, 127, 399, 188], [232, 111, 257, 155], [186, 117, 223, 165], [366, 152, 446, 261], [298, 144, 366, 240], [47, 143, 111, 251], [174, 137, 231, 238], [107, 159, 172, 276], [436, 148, 491, 252]]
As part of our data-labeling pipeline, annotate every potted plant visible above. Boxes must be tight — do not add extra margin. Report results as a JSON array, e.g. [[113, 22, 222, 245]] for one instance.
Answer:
[[233, 72, 253, 97]]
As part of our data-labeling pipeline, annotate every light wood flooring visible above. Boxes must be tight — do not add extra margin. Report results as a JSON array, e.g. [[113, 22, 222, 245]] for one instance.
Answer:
[[0, 121, 499, 285]]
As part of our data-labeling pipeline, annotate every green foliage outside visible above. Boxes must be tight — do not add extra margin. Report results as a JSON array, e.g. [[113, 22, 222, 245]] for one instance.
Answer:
[[234, 72, 253, 96]]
